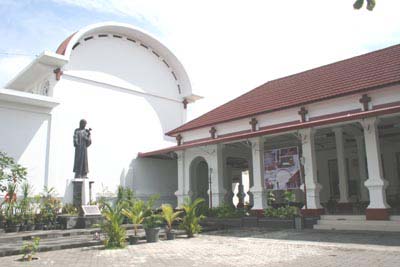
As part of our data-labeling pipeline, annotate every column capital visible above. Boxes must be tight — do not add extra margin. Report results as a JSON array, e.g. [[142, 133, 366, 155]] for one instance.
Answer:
[[332, 126, 343, 134], [298, 128, 316, 139], [248, 136, 264, 144], [360, 117, 380, 132]]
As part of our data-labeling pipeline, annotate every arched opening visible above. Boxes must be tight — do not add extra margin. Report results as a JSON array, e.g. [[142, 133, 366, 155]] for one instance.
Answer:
[[189, 156, 209, 207]]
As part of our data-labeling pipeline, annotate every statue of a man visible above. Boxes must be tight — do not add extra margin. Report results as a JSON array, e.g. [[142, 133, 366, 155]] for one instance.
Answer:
[[73, 119, 92, 178]]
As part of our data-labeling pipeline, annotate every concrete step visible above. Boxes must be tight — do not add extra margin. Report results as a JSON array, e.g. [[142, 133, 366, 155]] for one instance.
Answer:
[[317, 220, 400, 227], [313, 223, 400, 232], [319, 215, 365, 221], [390, 215, 400, 221], [0, 224, 138, 243]]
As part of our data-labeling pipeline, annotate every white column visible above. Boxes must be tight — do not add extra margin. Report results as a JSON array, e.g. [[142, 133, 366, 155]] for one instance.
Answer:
[[333, 127, 349, 203], [299, 128, 323, 210], [175, 150, 187, 207], [355, 135, 369, 201], [361, 117, 389, 209], [207, 144, 226, 207], [249, 137, 267, 210]]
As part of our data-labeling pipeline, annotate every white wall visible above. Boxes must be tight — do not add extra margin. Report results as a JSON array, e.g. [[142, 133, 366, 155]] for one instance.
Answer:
[[48, 32, 187, 200], [0, 103, 50, 195], [129, 157, 177, 207]]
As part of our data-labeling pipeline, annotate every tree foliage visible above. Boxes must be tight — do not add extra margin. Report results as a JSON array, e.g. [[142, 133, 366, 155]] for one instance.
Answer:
[[354, 0, 376, 11], [0, 151, 27, 192]]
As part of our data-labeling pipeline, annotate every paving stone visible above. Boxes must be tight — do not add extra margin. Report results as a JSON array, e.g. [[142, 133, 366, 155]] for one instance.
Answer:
[[1, 228, 400, 266]]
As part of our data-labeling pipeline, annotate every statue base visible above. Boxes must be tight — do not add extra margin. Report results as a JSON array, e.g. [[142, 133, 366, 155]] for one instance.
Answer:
[[64, 178, 94, 208], [73, 178, 94, 207]]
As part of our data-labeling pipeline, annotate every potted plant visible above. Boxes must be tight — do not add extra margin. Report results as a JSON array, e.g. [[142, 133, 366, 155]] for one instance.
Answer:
[[21, 237, 40, 261], [143, 214, 163, 243], [161, 204, 182, 240], [122, 200, 145, 245], [179, 197, 205, 238], [101, 202, 126, 248]]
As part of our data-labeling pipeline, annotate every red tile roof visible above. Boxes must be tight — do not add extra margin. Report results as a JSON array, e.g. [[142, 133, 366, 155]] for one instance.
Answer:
[[56, 33, 76, 55], [167, 44, 400, 135]]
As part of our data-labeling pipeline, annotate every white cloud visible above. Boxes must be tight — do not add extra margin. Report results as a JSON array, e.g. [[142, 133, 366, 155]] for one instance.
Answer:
[[0, 55, 33, 87], [50, 1, 400, 120]]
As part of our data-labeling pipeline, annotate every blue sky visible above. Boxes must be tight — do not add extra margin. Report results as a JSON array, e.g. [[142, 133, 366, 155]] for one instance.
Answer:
[[1, 0, 400, 120], [0, 1, 159, 59]]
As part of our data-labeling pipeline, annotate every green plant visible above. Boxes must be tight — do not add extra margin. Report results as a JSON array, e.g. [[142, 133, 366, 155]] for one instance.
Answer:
[[0, 151, 27, 192], [283, 190, 296, 204], [101, 202, 126, 248], [267, 190, 276, 206], [264, 206, 299, 219], [21, 237, 40, 261], [20, 182, 34, 225], [121, 200, 145, 236], [116, 186, 136, 205], [61, 203, 78, 216], [39, 187, 61, 225], [210, 203, 246, 218], [161, 204, 182, 233], [143, 214, 163, 229], [3, 182, 20, 226], [179, 197, 205, 238]]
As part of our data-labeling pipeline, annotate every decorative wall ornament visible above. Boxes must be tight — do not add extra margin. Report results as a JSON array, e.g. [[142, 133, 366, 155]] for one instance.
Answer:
[[176, 134, 183, 146], [182, 98, 189, 109], [359, 94, 372, 111], [249, 117, 258, 131], [53, 68, 63, 81], [298, 107, 308, 122], [209, 127, 217, 139]]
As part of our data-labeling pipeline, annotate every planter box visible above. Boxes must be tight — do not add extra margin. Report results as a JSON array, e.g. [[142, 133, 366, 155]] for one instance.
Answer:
[[258, 218, 293, 229], [145, 228, 160, 243], [242, 217, 258, 227], [58, 215, 103, 229]]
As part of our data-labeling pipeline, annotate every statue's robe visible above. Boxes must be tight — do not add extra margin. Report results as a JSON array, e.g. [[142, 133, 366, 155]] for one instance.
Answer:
[[73, 128, 91, 178]]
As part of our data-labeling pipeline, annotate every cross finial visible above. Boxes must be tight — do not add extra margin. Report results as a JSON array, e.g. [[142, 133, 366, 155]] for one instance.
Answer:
[[176, 134, 183, 146], [249, 118, 258, 131], [182, 98, 189, 109], [53, 68, 63, 81], [359, 94, 371, 111], [298, 107, 308, 122], [209, 127, 217, 139]]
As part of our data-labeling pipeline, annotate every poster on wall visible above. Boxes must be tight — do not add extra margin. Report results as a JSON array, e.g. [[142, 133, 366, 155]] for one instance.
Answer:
[[264, 146, 301, 190]]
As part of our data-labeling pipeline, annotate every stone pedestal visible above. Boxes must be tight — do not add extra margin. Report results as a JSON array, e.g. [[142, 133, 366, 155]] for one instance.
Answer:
[[72, 178, 95, 207]]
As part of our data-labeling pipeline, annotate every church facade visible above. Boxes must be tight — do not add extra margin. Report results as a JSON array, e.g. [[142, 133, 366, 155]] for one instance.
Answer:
[[0, 22, 200, 206], [2, 22, 400, 221], [141, 44, 400, 220]]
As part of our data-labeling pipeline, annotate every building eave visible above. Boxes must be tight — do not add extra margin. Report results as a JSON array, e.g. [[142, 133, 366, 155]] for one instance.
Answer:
[[140, 103, 400, 158]]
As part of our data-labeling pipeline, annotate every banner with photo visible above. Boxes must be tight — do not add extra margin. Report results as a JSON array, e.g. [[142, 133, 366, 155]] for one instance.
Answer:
[[264, 146, 301, 190]]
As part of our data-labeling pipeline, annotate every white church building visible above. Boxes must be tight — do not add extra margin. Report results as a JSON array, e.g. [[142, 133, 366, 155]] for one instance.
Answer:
[[0, 22, 200, 206], [2, 21, 400, 223]]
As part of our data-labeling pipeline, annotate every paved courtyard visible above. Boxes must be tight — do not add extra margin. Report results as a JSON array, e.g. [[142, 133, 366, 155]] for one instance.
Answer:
[[3, 228, 400, 266]]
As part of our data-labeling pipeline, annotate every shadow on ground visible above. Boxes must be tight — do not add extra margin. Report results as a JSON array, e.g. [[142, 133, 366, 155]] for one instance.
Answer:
[[202, 228, 400, 247]]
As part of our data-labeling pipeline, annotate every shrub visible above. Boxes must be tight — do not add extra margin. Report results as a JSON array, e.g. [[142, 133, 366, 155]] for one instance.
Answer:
[[143, 214, 163, 229], [161, 204, 182, 233], [121, 200, 145, 236], [210, 203, 246, 218], [0, 151, 27, 192], [39, 187, 61, 226], [21, 237, 40, 261], [101, 202, 126, 249], [61, 203, 78, 216], [264, 206, 299, 219], [179, 197, 205, 238]]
